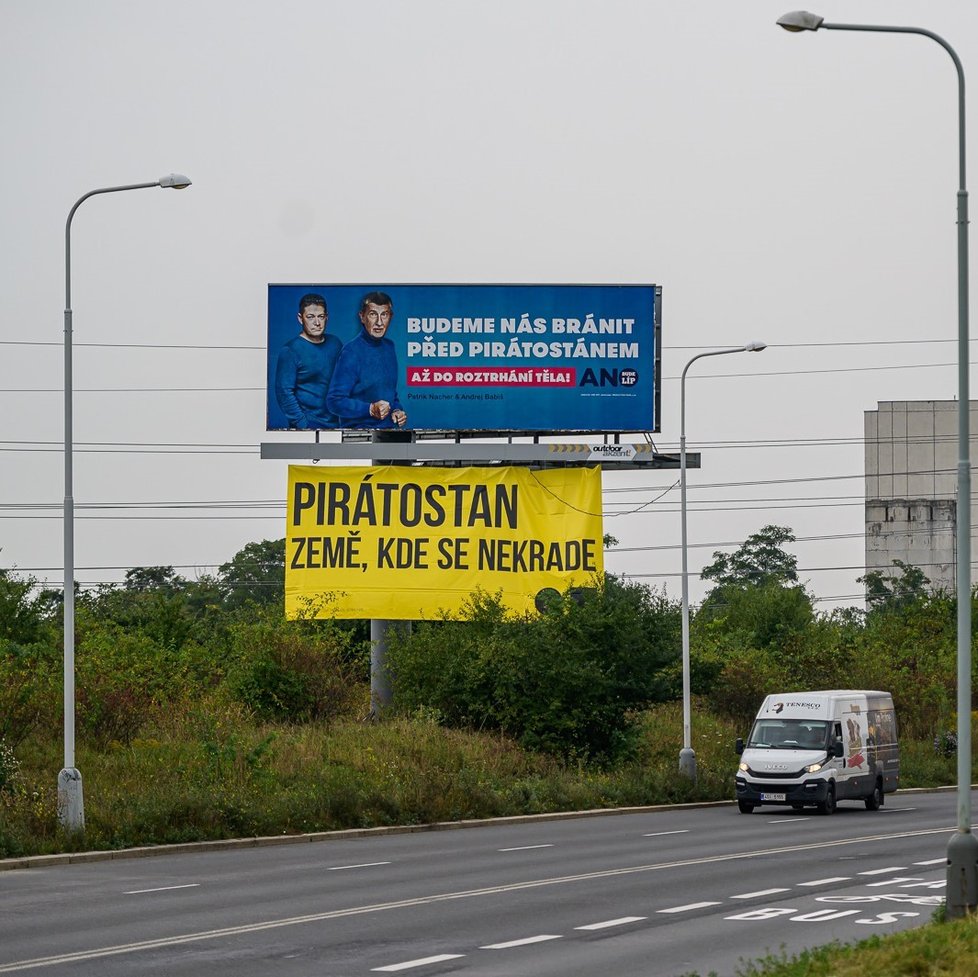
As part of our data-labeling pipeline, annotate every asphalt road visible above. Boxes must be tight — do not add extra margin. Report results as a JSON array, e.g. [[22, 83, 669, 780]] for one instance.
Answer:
[[0, 790, 967, 977]]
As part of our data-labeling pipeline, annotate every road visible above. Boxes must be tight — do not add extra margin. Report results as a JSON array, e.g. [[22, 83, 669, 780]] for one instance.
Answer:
[[0, 791, 965, 976]]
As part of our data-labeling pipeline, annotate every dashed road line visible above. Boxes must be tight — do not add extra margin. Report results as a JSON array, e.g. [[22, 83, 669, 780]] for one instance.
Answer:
[[123, 884, 200, 895], [798, 877, 851, 887], [327, 862, 391, 871], [643, 830, 689, 838], [480, 935, 562, 949], [731, 888, 791, 899], [858, 866, 906, 875], [657, 901, 721, 913], [575, 917, 646, 930], [371, 954, 465, 972], [498, 845, 554, 852]]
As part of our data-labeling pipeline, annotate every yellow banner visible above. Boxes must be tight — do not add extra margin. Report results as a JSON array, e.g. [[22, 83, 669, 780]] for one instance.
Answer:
[[285, 465, 603, 620]]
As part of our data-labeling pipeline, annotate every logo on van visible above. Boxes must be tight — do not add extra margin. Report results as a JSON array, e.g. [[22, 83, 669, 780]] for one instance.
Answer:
[[772, 702, 785, 714]]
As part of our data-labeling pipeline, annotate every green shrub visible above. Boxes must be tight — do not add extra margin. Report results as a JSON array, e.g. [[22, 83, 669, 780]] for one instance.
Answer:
[[225, 613, 365, 723], [387, 580, 681, 762]]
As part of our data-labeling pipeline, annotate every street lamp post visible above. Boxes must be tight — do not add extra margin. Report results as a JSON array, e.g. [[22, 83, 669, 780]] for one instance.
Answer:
[[679, 342, 766, 782], [59, 174, 192, 831], [777, 10, 976, 917]]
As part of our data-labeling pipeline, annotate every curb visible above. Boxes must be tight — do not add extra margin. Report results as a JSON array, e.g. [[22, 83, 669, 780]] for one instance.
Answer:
[[0, 800, 732, 872], [2, 786, 970, 872]]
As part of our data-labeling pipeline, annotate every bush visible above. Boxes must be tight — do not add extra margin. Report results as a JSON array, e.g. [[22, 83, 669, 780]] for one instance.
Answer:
[[387, 580, 681, 762], [225, 613, 366, 723]]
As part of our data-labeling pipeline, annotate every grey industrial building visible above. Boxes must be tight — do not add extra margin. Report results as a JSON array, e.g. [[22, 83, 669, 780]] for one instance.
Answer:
[[864, 400, 978, 593]]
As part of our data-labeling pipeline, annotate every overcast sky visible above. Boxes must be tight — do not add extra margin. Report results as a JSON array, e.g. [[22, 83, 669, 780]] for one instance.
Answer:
[[2, 1, 976, 610]]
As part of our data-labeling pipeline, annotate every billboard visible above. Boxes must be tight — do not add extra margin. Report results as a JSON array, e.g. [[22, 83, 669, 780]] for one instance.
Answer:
[[285, 464, 604, 620], [267, 284, 659, 433]]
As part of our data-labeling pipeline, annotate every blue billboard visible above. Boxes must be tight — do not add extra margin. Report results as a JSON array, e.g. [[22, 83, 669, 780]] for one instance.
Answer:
[[266, 284, 660, 433]]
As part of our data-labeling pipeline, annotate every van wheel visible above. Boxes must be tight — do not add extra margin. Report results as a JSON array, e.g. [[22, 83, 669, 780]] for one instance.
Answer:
[[738, 800, 755, 814], [865, 780, 883, 811], [817, 786, 836, 816]]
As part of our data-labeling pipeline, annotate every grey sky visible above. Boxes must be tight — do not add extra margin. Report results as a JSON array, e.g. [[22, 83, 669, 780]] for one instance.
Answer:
[[1, 1, 975, 609]]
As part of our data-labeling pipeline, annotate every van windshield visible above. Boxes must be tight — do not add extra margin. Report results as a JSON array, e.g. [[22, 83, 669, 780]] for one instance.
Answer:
[[747, 719, 831, 750]]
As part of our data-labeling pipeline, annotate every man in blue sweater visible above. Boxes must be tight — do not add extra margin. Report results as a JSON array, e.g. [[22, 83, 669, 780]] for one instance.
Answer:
[[327, 291, 408, 428], [274, 293, 343, 429]]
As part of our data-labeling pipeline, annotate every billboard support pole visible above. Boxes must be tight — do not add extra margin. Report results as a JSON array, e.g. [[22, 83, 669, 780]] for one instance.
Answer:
[[368, 429, 415, 716]]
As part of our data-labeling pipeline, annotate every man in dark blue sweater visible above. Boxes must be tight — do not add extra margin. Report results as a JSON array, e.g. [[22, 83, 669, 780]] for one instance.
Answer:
[[274, 292, 343, 429], [327, 291, 408, 428]]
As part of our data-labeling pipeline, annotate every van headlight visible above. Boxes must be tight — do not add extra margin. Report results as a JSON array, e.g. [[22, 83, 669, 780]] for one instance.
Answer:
[[739, 762, 749, 772], [805, 762, 824, 773]]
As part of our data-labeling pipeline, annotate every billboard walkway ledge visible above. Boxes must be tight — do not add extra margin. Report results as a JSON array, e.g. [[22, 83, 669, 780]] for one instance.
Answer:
[[0, 789, 963, 872]]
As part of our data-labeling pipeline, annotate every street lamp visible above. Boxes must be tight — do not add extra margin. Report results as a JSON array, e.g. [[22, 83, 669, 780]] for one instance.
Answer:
[[59, 174, 192, 831], [777, 10, 976, 917], [679, 342, 766, 782]]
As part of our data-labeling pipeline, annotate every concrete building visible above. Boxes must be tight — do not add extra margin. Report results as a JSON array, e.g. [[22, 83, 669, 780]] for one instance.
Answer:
[[864, 400, 978, 594]]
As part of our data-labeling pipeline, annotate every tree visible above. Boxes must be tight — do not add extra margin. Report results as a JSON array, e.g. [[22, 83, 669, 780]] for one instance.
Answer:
[[701, 525, 799, 589], [858, 559, 931, 612], [123, 566, 182, 593], [218, 539, 285, 609], [0, 565, 52, 645]]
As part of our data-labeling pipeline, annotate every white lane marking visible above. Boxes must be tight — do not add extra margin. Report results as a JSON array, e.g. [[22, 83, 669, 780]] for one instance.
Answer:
[[575, 917, 647, 930], [497, 845, 554, 852], [768, 818, 810, 824], [859, 866, 906, 875], [372, 955, 464, 972], [915, 858, 947, 866], [480, 935, 562, 949], [643, 830, 689, 838], [0, 824, 959, 973], [730, 888, 791, 900], [798, 877, 850, 887], [867, 877, 922, 887], [881, 807, 916, 812], [123, 884, 200, 895], [657, 901, 721, 914], [327, 862, 391, 871]]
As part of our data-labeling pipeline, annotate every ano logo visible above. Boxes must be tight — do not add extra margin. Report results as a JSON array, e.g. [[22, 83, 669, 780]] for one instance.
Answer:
[[579, 368, 638, 387]]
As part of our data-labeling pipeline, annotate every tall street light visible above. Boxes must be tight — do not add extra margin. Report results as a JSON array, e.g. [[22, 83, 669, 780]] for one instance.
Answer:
[[777, 10, 976, 917], [60, 174, 192, 831], [679, 342, 766, 782]]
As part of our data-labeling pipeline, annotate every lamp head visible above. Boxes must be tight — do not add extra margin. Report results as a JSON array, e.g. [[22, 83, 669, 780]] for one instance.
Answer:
[[744, 342, 767, 352], [159, 173, 192, 189], [777, 11, 824, 32]]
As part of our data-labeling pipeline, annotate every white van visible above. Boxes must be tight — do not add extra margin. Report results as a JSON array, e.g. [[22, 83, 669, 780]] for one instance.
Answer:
[[734, 690, 899, 815]]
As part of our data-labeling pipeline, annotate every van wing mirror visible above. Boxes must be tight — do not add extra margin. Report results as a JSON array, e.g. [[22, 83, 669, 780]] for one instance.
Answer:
[[735, 737, 745, 755], [831, 740, 844, 758]]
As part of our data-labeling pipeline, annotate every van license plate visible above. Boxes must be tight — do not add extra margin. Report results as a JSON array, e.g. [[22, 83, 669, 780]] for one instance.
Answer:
[[761, 792, 786, 802]]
